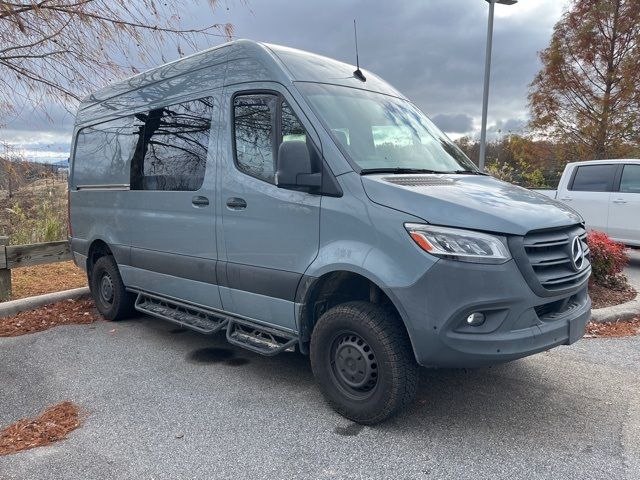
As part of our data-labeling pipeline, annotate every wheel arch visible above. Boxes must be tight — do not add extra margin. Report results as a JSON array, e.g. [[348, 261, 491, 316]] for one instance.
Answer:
[[86, 238, 114, 277], [296, 268, 418, 359]]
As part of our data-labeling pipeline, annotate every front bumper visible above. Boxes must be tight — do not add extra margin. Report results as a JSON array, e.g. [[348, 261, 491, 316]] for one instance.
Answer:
[[389, 258, 591, 368]]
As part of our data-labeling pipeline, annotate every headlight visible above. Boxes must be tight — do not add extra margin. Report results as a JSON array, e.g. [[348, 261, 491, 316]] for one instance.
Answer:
[[404, 223, 511, 264]]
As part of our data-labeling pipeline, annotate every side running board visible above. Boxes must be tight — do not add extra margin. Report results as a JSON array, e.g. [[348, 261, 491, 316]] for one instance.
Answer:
[[134, 292, 298, 356], [135, 292, 227, 335], [226, 318, 298, 356]]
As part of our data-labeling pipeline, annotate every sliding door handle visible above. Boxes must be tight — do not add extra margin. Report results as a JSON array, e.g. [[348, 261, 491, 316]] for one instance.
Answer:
[[226, 197, 247, 210], [192, 195, 209, 207]]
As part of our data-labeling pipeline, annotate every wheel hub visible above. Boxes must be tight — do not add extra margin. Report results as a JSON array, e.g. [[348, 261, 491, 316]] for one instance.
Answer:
[[99, 274, 114, 304], [331, 333, 378, 394]]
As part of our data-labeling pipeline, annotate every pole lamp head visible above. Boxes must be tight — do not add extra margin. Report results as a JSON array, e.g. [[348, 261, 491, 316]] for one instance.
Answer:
[[486, 0, 518, 4]]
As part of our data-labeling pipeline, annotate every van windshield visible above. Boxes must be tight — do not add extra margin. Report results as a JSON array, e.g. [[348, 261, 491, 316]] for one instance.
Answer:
[[297, 83, 478, 174]]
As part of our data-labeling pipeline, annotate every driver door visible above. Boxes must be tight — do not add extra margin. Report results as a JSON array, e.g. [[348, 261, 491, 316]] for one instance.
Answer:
[[216, 83, 321, 331]]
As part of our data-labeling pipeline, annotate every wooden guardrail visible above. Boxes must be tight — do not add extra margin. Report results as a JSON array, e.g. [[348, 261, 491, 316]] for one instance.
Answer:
[[0, 236, 72, 301]]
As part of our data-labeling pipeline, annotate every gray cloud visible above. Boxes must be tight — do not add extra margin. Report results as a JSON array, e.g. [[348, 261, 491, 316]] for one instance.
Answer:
[[431, 114, 474, 134], [1, 0, 569, 159]]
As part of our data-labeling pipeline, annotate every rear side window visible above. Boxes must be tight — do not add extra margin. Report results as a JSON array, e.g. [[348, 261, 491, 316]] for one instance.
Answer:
[[232, 94, 310, 184], [130, 98, 214, 191], [570, 165, 616, 192], [619, 164, 640, 193], [73, 116, 144, 186]]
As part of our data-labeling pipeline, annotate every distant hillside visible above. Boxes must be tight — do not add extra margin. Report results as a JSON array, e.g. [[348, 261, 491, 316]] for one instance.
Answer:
[[0, 157, 65, 197]]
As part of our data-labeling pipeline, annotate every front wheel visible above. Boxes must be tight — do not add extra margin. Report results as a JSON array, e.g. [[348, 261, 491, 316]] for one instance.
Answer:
[[310, 301, 419, 424], [90, 255, 136, 321]]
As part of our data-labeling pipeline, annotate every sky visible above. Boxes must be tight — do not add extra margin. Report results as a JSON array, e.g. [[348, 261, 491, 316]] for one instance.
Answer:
[[2, 0, 570, 163]]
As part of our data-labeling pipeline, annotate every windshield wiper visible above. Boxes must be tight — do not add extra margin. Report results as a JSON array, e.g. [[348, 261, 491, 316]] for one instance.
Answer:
[[360, 167, 447, 175]]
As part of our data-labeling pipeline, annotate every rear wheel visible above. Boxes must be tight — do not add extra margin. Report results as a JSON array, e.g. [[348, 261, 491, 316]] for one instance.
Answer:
[[90, 255, 135, 321], [310, 301, 418, 424]]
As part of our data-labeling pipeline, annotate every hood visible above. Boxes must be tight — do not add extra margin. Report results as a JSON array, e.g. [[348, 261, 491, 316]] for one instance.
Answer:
[[361, 174, 582, 236]]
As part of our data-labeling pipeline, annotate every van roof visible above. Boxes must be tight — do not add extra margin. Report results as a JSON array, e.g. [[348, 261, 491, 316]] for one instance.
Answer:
[[77, 39, 404, 123]]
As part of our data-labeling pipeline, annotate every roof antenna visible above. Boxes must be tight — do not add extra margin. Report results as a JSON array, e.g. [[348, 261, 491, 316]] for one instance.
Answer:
[[353, 19, 366, 82]]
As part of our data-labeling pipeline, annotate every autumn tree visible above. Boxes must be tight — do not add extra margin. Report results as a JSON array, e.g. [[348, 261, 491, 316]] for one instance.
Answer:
[[529, 0, 640, 159], [0, 1, 233, 119]]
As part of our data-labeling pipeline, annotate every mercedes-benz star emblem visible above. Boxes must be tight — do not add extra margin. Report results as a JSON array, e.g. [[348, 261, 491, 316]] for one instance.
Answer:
[[570, 236, 585, 272]]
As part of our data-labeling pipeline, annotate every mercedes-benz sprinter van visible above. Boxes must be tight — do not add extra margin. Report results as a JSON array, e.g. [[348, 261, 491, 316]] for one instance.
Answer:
[[69, 40, 591, 424]]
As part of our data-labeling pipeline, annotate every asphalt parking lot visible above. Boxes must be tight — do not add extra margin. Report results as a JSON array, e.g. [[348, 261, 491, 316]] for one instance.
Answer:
[[625, 248, 640, 287], [1, 314, 639, 480]]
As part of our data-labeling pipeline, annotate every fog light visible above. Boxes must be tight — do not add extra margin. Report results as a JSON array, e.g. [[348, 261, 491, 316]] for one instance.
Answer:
[[466, 312, 486, 326]]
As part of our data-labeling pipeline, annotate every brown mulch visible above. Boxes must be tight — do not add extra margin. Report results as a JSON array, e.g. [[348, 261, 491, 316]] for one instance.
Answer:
[[9, 261, 87, 301], [589, 281, 637, 309], [585, 317, 640, 338], [0, 298, 98, 337], [0, 402, 82, 456]]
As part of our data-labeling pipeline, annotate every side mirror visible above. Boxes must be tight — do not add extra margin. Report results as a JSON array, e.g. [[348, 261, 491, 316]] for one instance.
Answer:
[[276, 141, 321, 190]]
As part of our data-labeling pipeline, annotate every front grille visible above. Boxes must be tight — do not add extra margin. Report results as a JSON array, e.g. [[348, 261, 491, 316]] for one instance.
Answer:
[[534, 295, 581, 320], [522, 225, 591, 293]]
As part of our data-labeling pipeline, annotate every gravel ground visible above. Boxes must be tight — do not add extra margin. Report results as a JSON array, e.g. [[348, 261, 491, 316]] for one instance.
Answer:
[[1, 315, 639, 480]]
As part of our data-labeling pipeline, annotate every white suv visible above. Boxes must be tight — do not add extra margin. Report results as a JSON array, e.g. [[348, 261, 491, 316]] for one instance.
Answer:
[[544, 159, 640, 246]]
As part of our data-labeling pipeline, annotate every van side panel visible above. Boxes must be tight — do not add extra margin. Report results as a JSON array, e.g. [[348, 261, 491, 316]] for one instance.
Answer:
[[69, 118, 133, 271], [301, 172, 436, 353], [120, 88, 224, 309]]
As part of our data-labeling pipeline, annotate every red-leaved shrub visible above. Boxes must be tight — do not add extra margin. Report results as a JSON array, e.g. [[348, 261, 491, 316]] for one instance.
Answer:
[[586, 231, 628, 285]]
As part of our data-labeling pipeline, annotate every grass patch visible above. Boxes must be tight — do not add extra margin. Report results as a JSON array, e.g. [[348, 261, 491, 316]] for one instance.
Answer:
[[1, 178, 68, 246]]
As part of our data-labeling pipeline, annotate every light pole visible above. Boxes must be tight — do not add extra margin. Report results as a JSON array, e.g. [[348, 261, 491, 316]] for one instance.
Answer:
[[478, 0, 517, 171]]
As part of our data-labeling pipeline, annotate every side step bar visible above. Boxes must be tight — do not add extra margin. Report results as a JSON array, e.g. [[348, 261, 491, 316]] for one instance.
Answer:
[[226, 319, 298, 356], [133, 292, 298, 356], [135, 292, 227, 335]]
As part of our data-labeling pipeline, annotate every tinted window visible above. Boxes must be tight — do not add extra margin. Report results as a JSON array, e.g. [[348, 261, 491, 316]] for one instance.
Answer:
[[73, 116, 144, 186], [233, 94, 277, 182], [570, 165, 616, 192], [233, 95, 309, 183], [620, 164, 640, 193], [130, 98, 213, 191]]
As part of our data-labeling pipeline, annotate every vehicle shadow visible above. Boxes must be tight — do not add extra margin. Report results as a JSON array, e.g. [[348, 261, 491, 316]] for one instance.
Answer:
[[141, 318, 596, 437]]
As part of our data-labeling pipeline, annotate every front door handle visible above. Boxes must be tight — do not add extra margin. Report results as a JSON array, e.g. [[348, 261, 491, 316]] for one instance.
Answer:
[[192, 195, 209, 207], [559, 196, 572, 201], [612, 199, 627, 204], [226, 197, 247, 210]]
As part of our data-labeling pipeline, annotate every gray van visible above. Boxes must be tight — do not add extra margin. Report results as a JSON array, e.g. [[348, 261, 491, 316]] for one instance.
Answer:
[[69, 40, 591, 424]]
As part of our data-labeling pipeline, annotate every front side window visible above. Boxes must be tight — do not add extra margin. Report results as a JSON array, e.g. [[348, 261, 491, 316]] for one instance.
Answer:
[[281, 101, 307, 143], [570, 164, 616, 192], [297, 83, 477, 173], [233, 94, 277, 182], [130, 97, 213, 191], [619, 164, 640, 193], [233, 94, 310, 183]]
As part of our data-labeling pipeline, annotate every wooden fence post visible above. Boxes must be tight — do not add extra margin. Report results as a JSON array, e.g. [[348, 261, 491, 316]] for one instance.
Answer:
[[0, 236, 10, 302]]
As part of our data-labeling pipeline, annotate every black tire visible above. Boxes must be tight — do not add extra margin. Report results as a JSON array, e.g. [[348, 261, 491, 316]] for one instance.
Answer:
[[310, 301, 419, 424], [90, 255, 136, 321]]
